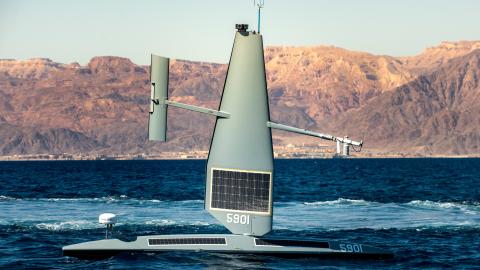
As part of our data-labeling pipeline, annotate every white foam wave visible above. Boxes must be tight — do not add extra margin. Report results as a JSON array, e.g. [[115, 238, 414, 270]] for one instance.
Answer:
[[30, 219, 215, 231], [303, 198, 370, 206], [301, 199, 480, 212], [145, 219, 177, 226], [41, 195, 155, 203], [280, 198, 480, 231], [0, 195, 16, 201], [35, 220, 96, 231], [144, 219, 212, 227], [2, 195, 478, 209], [1, 197, 479, 232], [0, 195, 205, 205], [406, 200, 478, 209]]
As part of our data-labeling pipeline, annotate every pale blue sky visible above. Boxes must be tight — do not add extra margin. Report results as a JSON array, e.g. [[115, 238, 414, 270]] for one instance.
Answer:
[[1, 0, 479, 65]]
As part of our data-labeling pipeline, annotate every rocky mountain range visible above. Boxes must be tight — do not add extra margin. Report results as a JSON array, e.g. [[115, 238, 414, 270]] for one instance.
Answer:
[[328, 48, 480, 155], [0, 40, 479, 157]]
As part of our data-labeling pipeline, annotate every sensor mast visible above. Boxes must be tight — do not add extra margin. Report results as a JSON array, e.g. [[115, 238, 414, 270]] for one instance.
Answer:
[[254, 0, 265, 33]]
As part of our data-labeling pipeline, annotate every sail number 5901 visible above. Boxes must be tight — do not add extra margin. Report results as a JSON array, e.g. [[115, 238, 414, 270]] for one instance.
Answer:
[[226, 213, 250, 224], [340, 243, 363, 253]]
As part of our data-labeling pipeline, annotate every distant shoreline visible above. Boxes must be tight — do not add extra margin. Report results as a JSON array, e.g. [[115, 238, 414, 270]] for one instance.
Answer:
[[1, 154, 478, 161]]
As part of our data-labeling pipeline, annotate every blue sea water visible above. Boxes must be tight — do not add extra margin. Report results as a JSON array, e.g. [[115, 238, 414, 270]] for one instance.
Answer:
[[0, 159, 479, 269]]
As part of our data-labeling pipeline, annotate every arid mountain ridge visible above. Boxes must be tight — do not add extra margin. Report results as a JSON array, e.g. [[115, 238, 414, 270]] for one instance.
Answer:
[[0, 40, 479, 156]]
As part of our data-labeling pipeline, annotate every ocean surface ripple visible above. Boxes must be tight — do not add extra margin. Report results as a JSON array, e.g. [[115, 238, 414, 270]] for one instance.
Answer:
[[0, 159, 479, 269]]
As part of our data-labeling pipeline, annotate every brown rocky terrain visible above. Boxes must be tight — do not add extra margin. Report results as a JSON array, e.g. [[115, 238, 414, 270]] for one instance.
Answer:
[[401, 41, 480, 74], [327, 49, 480, 155], [0, 41, 479, 156], [265, 46, 413, 125]]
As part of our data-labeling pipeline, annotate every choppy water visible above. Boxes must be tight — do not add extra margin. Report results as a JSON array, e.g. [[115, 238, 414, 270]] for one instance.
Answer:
[[0, 159, 479, 269]]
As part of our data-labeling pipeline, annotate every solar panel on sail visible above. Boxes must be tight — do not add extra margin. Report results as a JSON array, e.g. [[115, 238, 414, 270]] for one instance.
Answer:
[[211, 169, 271, 213]]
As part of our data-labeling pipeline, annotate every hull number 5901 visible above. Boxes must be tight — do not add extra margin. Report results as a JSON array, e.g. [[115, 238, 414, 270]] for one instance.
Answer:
[[226, 213, 250, 224], [340, 243, 363, 253]]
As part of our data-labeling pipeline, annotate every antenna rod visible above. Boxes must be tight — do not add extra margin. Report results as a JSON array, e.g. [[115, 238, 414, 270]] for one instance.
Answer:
[[255, 0, 264, 33], [257, 5, 261, 33]]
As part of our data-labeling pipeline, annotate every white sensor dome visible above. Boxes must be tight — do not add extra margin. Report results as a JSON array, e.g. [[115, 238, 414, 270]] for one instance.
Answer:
[[99, 213, 117, 225]]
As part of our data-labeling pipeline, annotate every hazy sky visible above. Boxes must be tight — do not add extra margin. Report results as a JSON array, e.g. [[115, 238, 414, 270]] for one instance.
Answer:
[[1, 0, 479, 65]]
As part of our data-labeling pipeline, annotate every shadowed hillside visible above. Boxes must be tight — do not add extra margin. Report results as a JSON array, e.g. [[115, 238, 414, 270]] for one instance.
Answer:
[[1, 41, 479, 156], [328, 50, 480, 155]]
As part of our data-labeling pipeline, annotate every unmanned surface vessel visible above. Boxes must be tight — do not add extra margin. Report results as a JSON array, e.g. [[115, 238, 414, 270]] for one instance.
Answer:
[[63, 23, 392, 260]]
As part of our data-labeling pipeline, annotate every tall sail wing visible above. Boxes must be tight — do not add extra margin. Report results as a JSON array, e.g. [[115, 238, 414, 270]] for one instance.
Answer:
[[205, 31, 273, 236], [148, 54, 169, 141]]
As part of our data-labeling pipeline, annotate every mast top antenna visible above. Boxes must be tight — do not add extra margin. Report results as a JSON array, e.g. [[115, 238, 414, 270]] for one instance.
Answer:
[[254, 0, 265, 33], [255, 0, 265, 8]]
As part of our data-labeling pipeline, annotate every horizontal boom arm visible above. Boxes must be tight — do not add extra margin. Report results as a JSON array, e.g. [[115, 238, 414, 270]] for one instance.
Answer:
[[266, 121, 362, 146], [151, 97, 230, 118], [165, 100, 230, 118]]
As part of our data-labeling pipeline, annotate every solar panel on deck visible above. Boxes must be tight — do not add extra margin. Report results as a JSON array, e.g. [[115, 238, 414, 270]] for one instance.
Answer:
[[148, 238, 226, 246], [211, 169, 271, 213]]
